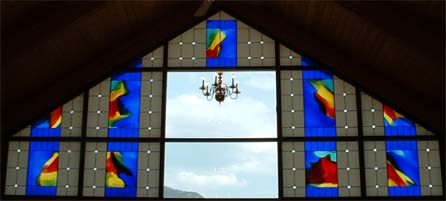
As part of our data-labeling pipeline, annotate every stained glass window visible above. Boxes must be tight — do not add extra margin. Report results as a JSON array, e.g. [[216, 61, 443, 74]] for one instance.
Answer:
[[362, 93, 442, 196], [3, 10, 443, 200], [168, 12, 274, 67], [279, 44, 314, 67], [129, 46, 164, 68], [206, 20, 237, 67]]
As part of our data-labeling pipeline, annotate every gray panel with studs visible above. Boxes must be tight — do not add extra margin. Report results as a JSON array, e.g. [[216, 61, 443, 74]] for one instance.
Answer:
[[87, 79, 111, 137], [57, 142, 81, 196], [140, 72, 163, 138], [137, 143, 161, 197], [82, 142, 107, 197], [5, 141, 29, 195]]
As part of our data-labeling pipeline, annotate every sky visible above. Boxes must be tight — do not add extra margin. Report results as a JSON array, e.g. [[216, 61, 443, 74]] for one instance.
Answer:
[[164, 71, 278, 198], [166, 71, 277, 138]]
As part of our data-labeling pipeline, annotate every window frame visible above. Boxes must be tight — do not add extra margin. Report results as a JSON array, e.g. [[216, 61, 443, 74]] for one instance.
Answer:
[[2, 9, 444, 201]]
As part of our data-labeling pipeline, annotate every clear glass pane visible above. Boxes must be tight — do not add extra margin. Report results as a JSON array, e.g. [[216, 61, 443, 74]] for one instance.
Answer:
[[164, 142, 278, 198], [166, 71, 277, 138]]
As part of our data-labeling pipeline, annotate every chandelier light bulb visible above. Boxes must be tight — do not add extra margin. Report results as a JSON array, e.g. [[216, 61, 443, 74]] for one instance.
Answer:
[[199, 76, 206, 90]]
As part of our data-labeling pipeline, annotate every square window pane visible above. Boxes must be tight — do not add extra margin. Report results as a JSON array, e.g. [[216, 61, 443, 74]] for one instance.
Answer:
[[164, 142, 278, 198], [166, 71, 277, 138]]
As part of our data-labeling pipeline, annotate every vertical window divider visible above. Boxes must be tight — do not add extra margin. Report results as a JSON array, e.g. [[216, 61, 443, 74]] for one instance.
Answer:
[[275, 41, 284, 199], [440, 132, 445, 197], [355, 87, 366, 197], [77, 91, 89, 198], [159, 43, 168, 198]]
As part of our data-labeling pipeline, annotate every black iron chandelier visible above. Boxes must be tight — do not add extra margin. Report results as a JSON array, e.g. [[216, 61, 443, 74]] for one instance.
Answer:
[[199, 72, 241, 104]]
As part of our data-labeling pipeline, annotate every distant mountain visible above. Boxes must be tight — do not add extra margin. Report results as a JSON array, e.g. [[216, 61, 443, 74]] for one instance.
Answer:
[[164, 186, 204, 198]]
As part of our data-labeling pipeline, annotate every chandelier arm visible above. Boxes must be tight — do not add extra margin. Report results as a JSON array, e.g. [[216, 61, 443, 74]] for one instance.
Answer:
[[207, 88, 215, 101], [199, 72, 240, 103], [229, 93, 238, 99], [206, 93, 213, 101], [226, 87, 232, 96]]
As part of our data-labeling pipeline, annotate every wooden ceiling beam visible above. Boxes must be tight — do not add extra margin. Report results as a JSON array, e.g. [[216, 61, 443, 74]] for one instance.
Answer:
[[1, 1, 444, 138], [2, 2, 106, 64], [336, 1, 444, 66], [2, 2, 204, 136], [220, 1, 444, 135]]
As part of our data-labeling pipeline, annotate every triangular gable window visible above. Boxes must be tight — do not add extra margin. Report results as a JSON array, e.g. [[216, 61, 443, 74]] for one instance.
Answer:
[[4, 11, 442, 199]]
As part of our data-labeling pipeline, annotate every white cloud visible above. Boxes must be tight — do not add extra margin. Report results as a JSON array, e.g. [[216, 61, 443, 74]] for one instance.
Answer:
[[164, 72, 279, 197], [164, 142, 278, 197], [243, 72, 276, 92], [225, 143, 277, 174], [166, 94, 277, 138], [170, 170, 247, 188], [238, 142, 277, 155]]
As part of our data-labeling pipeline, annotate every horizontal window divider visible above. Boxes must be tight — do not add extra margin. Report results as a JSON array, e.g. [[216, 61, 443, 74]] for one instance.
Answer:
[[83, 137, 163, 142], [7, 137, 83, 142], [4, 195, 444, 201], [279, 65, 326, 70], [8, 135, 438, 142], [361, 135, 440, 141], [126, 67, 165, 72], [280, 136, 359, 141], [280, 135, 439, 142], [123, 66, 329, 72], [165, 66, 278, 71], [7, 137, 163, 142], [165, 137, 278, 142]]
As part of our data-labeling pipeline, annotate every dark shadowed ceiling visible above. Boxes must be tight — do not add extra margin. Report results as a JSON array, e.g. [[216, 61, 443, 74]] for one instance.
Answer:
[[1, 1, 445, 138]]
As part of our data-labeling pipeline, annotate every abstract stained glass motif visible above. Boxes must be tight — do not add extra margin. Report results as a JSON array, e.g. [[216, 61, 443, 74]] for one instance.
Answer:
[[383, 105, 416, 136], [305, 142, 338, 197], [26, 107, 62, 196], [36, 152, 59, 186], [384, 105, 420, 196], [108, 72, 141, 138], [105, 72, 141, 197], [385, 141, 420, 196], [302, 71, 338, 196], [105, 143, 138, 197], [303, 70, 336, 137], [31, 106, 62, 137], [106, 152, 133, 187], [206, 20, 237, 67]]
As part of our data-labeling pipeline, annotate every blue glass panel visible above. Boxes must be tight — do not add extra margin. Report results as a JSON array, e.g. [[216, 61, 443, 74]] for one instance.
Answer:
[[383, 105, 416, 136], [108, 72, 141, 138], [303, 70, 336, 137], [206, 20, 237, 67], [105, 142, 138, 197], [129, 59, 143, 68], [301, 57, 315, 67], [30, 107, 62, 137], [26, 142, 59, 196], [305, 142, 338, 197], [386, 141, 420, 196]]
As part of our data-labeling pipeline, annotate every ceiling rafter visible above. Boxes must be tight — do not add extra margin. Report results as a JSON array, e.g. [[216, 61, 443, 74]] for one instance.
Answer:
[[1, 1, 444, 137]]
